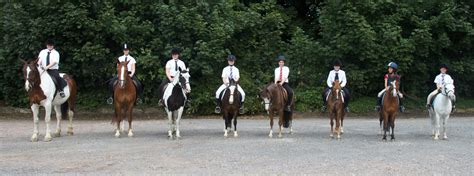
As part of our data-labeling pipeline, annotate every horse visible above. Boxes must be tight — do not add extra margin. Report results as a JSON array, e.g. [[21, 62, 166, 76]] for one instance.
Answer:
[[112, 60, 136, 138], [326, 80, 345, 139], [220, 79, 241, 137], [259, 83, 294, 138], [21, 58, 77, 142], [162, 68, 191, 139], [379, 80, 400, 141], [428, 82, 455, 140]]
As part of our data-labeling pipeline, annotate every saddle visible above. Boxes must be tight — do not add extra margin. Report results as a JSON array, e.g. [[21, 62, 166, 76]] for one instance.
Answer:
[[325, 89, 346, 103], [50, 73, 68, 90]]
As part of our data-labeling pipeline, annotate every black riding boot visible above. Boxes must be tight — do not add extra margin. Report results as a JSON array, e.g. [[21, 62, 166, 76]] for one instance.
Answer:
[[239, 101, 245, 114], [215, 98, 221, 114], [107, 77, 117, 104], [399, 97, 405, 112], [375, 97, 382, 112]]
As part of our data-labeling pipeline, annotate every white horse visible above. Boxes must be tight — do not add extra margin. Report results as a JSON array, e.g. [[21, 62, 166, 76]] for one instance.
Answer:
[[428, 82, 455, 140], [162, 68, 191, 139], [22, 59, 77, 142]]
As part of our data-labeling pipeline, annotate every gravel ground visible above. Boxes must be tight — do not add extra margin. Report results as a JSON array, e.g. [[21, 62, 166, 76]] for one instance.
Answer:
[[0, 115, 473, 175]]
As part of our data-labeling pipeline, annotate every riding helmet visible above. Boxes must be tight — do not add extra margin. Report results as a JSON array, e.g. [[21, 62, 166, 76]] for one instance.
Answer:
[[123, 43, 129, 50], [276, 55, 286, 61], [46, 39, 55, 46], [440, 64, 449, 70], [227, 54, 236, 61], [387, 62, 398, 69], [171, 48, 180, 55], [333, 59, 342, 66]]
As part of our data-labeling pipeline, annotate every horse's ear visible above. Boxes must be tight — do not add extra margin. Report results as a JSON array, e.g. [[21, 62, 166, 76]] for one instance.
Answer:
[[116, 58, 120, 64], [33, 57, 40, 64], [20, 59, 27, 64]]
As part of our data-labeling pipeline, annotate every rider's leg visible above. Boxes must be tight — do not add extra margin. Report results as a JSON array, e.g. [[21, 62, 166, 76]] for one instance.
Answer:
[[342, 87, 350, 112], [399, 92, 405, 112], [426, 89, 439, 108], [131, 75, 143, 104], [107, 76, 117, 104], [158, 78, 169, 106], [375, 89, 386, 111], [214, 84, 226, 113], [237, 85, 245, 114], [321, 87, 330, 112], [47, 69, 65, 97], [283, 83, 293, 112]]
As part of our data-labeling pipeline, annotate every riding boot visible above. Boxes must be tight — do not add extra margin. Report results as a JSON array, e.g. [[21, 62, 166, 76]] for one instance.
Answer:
[[399, 97, 406, 112], [451, 101, 456, 114], [239, 102, 245, 114], [375, 97, 382, 112], [215, 98, 221, 114]]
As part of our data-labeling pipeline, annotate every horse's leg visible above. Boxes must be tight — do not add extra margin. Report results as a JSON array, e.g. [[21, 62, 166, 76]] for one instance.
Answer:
[[53, 105, 62, 137], [329, 112, 334, 138], [429, 109, 436, 137], [43, 103, 53, 142], [433, 113, 440, 140], [269, 112, 274, 138], [233, 111, 238, 137], [336, 112, 341, 139], [67, 101, 74, 136], [166, 110, 173, 138], [31, 104, 40, 142], [278, 111, 283, 138], [127, 105, 134, 137], [379, 113, 383, 135], [224, 113, 229, 137], [442, 115, 449, 140], [175, 107, 183, 138], [340, 113, 344, 134], [382, 112, 388, 141], [390, 114, 395, 141], [114, 108, 121, 137]]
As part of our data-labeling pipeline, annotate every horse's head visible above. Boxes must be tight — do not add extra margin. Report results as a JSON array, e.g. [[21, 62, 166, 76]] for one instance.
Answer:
[[178, 67, 191, 93], [443, 82, 456, 101], [227, 79, 239, 105], [116, 60, 130, 88], [21, 58, 41, 92], [259, 83, 273, 111], [331, 80, 342, 100], [389, 80, 399, 97]]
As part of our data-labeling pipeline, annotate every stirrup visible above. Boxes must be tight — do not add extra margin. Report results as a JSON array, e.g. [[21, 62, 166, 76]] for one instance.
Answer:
[[136, 98, 143, 105], [426, 104, 431, 109], [215, 107, 221, 114], [59, 91, 65, 98], [321, 106, 327, 113], [399, 106, 406, 112], [345, 107, 350, 113], [239, 107, 245, 114], [158, 99, 164, 107], [374, 106, 381, 112], [285, 105, 291, 112]]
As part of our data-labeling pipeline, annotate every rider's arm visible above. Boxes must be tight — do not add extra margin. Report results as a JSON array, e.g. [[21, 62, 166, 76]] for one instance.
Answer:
[[274, 68, 279, 84], [326, 71, 333, 87], [340, 71, 347, 87], [384, 76, 389, 91], [130, 63, 136, 77]]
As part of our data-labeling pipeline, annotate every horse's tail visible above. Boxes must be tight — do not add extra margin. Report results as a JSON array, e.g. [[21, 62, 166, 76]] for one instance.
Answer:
[[61, 102, 68, 120], [283, 111, 291, 128]]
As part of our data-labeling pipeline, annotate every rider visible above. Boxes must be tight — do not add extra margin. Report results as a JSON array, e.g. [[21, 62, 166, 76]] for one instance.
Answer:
[[321, 59, 350, 112], [107, 44, 143, 104], [426, 64, 455, 112], [274, 55, 294, 112], [214, 55, 246, 114], [158, 48, 187, 106], [375, 62, 405, 112], [37, 39, 65, 98]]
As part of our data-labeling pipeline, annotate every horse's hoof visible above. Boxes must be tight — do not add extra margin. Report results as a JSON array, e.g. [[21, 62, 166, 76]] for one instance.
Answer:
[[115, 131, 120, 138], [44, 134, 52, 142], [433, 135, 439, 140], [443, 135, 448, 140], [269, 134, 273, 138], [329, 134, 334, 138], [390, 138, 395, 141], [278, 134, 283, 138], [31, 134, 39, 142], [234, 131, 238, 137], [382, 137, 387, 141], [128, 131, 134, 137], [67, 131, 74, 136], [224, 133, 228, 137], [337, 135, 341, 139]]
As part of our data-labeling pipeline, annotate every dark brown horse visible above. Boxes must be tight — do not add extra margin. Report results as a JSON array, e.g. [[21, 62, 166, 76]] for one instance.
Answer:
[[327, 80, 345, 139], [259, 83, 295, 138], [220, 79, 241, 137], [21, 58, 77, 142], [380, 79, 400, 141], [113, 60, 136, 138]]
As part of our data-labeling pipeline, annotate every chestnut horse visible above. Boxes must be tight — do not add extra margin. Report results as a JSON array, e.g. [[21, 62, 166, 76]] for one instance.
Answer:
[[327, 80, 345, 139], [21, 58, 77, 142], [113, 60, 136, 138], [259, 83, 294, 138], [380, 80, 400, 141], [220, 79, 241, 137]]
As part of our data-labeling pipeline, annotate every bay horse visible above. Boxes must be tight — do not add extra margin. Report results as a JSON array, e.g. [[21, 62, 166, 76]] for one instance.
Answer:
[[162, 68, 191, 139], [113, 60, 136, 138], [21, 58, 77, 142], [259, 83, 294, 138], [380, 80, 400, 141], [327, 80, 345, 139], [428, 82, 455, 140], [220, 79, 241, 137]]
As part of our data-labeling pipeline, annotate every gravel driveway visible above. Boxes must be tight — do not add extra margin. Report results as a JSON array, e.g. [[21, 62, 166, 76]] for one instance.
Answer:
[[0, 115, 473, 175]]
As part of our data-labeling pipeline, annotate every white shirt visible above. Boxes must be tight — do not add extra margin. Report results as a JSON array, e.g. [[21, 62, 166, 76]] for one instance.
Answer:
[[327, 70, 347, 87], [38, 49, 60, 69], [118, 55, 136, 72], [166, 59, 187, 76], [274, 66, 289, 83], [434, 73, 454, 86], [222, 65, 240, 82]]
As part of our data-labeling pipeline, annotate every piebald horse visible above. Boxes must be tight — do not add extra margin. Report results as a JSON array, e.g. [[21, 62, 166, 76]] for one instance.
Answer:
[[220, 79, 241, 137], [428, 82, 455, 140], [21, 58, 77, 142], [380, 80, 400, 141], [327, 80, 345, 139], [259, 83, 294, 138], [162, 68, 191, 139], [113, 60, 136, 138]]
